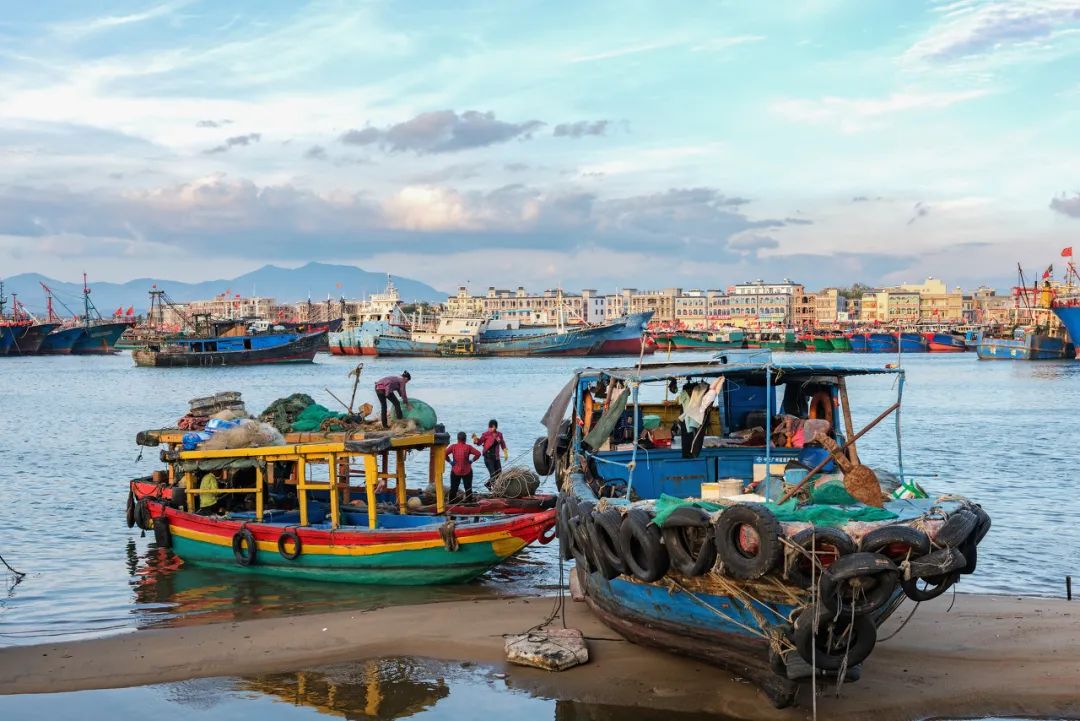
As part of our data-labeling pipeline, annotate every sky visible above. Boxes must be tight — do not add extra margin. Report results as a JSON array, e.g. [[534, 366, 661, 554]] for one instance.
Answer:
[[1, 0, 1079, 294]]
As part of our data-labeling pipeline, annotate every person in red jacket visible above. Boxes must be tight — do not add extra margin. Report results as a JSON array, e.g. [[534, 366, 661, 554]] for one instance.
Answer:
[[445, 432, 481, 501], [473, 419, 508, 482]]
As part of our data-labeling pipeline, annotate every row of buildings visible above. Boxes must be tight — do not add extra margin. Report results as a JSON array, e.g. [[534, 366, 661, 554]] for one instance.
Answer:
[[444, 278, 1014, 328], [162, 277, 1017, 331]]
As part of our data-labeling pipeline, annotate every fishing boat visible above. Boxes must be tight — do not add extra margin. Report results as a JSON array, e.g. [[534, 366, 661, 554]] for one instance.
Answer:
[[535, 355, 990, 708], [133, 330, 326, 367], [866, 332, 898, 353], [1051, 259, 1080, 357], [807, 336, 834, 352], [925, 331, 967, 352], [828, 336, 852, 352], [652, 328, 749, 352], [127, 428, 556, 584], [847, 333, 868, 352], [328, 278, 412, 356], [976, 267, 1074, 360], [748, 329, 805, 352], [897, 331, 928, 353]]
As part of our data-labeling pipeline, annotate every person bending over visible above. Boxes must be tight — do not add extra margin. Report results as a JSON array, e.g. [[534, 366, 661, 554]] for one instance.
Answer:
[[374, 371, 411, 428]]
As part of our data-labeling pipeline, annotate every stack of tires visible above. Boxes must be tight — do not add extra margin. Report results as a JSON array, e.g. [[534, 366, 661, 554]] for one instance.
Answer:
[[555, 495, 990, 677]]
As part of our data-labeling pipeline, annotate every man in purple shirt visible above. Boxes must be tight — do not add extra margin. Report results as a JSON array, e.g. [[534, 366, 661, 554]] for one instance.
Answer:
[[374, 371, 410, 428]]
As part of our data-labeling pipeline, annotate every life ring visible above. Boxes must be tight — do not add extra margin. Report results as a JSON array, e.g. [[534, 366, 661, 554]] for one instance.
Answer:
[[818, 552, 899, 616], [538, 522, 557, 545], [808, 389, 834, 425], [232, 527, 258, 566], [662, 522, 716, 577], [713, 504, 782, 580], [784, 527, 855, 588], [153, 516, 172, 548], [618, 509, 669, 582], [125, 491, 136, 528], [589, 509, 627, 578], [793, 604, 877, 671], [859, 524, 930, 563], [277, 529, 302, 560]]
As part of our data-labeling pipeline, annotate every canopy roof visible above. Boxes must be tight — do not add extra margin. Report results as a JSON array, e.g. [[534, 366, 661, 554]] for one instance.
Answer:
[[579, 359, 903, 384]]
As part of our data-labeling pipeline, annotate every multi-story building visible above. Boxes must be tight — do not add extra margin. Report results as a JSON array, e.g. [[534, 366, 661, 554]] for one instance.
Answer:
[[729, 280, 804, 326], [897, 277, 964, 323], [813, 288, 846, 326], [673, 289, 728, 329]]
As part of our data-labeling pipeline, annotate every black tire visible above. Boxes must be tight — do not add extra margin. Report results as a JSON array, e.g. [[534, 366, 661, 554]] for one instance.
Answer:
[[663, 524, 717, 576], [859, 525, 931, 564], [619, 509, 669, 582], [934, 509, 977, 547], [134, 498, 154, 531], [125, 491, 136, 528], [663, 506, 711, 528], [901, 547, 965, 601], [570, 516, 595, 574], [819, 552, 899, 616], [533, 436, 554, 476], [901, 572, 958, 601], [591, 509, 627, 577], [152, 516, 172, 548], [169, 486, 187, 510], [714, 504, 782, 580], [278, 530, 302, 560], [585, 513, 619, 580], [785, 527, 855, 588], [794, 605, 877, 671], [971, 505, 991, 544], [556, 496, 574, 561], [232, 528, 257, 566]]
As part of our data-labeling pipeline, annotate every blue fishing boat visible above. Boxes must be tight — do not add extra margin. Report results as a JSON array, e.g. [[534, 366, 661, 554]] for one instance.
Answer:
[[975, 328, 1074, 360], [1052, 302, 1080, 356], [38, 326, 85, 354], [537, 355, 990, 708], [867, 332, 898, 353], [847, 333, 868, 352], [927, 332, 967, 352], [133, 330, 325, 367], [898, 331, 927, 353]]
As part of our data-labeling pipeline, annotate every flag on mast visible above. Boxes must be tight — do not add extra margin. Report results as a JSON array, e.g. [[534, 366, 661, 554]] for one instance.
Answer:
[[1063, 246, 1073, 258]]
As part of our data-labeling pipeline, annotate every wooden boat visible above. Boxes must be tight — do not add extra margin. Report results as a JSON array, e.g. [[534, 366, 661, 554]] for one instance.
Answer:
[[128, 428, 556, 584], [536, 356, 990, 708]]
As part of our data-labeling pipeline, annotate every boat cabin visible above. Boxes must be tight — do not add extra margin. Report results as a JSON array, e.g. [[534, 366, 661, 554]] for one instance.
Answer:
[[555, 353, 903, 501], [138, 430, 452, 530]]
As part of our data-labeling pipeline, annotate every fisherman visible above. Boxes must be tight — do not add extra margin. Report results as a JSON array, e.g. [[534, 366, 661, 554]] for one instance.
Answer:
[[374, 371, 411, 428], [445, 431, 481, 502], [473, 419, 509, 482], [196, 471, 222, 515]]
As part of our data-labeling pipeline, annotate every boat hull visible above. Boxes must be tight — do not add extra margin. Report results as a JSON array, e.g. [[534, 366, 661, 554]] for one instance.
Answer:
[[867, 333, 898, 353], [1053, 305, 1080, 357], [71, 322, 129, 354], [37, 326, 85, 354], [975, 333, 1074, 360], [848, 333, 868, 352], [6, 323, 59, 355], [898, 332, 927, 353], [133, 331, 324, 367], [0, 325, 27, 355], [927, 332, 966, 352], [145, 501, 555, 585], [828, 337, 852, 351], [810, 338, 833, 352]]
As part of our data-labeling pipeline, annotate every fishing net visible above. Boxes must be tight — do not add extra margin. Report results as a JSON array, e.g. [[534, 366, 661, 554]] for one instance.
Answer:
[[653, 492, 897, 528], [489, 466, 541, 498], [290, 403, 347, 432], [200, 420, 285, 450], [259, 393, 316, 433]]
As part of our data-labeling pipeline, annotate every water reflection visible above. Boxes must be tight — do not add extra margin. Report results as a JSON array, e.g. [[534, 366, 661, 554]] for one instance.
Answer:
[[129, 544, 506, 630]]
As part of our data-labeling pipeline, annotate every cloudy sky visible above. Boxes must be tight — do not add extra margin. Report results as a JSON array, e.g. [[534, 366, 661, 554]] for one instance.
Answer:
[[1, 0, 1079, 293]]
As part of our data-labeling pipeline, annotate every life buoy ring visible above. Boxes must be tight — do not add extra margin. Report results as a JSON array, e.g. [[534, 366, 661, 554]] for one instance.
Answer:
[[818, 552, 899, 615], [589, 509, 626, 578], [713, 504, 782, 579], [278, 529, 302, 560], [232, 527, 257, 566], [618, 509, 669, 582], [784, 527, 855, 588], [808, 389, 834, 425], [794, 604, 877, 671]]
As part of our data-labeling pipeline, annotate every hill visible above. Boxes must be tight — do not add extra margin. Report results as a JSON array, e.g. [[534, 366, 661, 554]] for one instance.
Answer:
[[2, 263, 446, 314]]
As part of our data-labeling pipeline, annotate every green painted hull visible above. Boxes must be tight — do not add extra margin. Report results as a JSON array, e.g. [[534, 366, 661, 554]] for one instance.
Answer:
[[811, 338, 834, 352], [171, 534, 508, 585], [829, 337, 853, 351], [760, 341, 806, 352]]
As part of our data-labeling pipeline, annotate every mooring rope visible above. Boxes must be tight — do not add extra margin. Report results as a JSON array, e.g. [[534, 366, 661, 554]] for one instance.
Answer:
[[0, 550, 26, 583]]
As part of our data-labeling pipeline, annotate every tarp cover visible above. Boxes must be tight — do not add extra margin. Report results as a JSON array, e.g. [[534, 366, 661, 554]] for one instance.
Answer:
[[175, 457, 265, 473], [653, 490, 897, 528]]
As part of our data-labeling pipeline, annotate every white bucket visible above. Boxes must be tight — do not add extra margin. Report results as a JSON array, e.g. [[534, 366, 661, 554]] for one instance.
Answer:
[[701, 478, 744, 501]]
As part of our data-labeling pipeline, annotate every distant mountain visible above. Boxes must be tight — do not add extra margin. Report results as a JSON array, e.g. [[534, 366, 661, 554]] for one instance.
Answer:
[[1, 262, 447, 315]]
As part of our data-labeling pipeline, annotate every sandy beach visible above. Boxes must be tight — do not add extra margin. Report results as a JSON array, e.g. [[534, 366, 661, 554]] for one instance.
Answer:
[[1, 592, 1077, 720]]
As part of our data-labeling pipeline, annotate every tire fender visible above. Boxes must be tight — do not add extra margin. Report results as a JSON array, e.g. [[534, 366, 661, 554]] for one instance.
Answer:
[[619, 509, 669, 582], [232, 527, 258, 566], [713, 504, 782, 580], [278, 529, 302, 560], [662, 510, 717, 577], [818, 552, 899, 616], [794, 605, 877, 671], [785, 527, 855, 588], [591, 509, 627, 577]]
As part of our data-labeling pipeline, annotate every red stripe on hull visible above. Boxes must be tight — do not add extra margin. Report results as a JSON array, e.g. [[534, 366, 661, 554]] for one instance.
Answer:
[[329, 346, 376, 356], [927, 343, 964, 352]]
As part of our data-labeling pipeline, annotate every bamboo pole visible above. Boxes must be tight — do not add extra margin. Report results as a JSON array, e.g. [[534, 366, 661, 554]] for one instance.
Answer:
[[837, 376, 860, 465], [777, 401, 900, 504]]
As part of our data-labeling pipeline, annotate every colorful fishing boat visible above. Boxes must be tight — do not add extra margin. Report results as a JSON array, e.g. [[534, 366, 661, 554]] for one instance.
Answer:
[[652, 328, 749, 351], [897, 331, 928, 353], [808, 337, 834, 352], [975, 328, 1074, 360], [847, 333, 868, 353], [867, 332, 898, 353], [748, 329, 806, 352], [828, 336, 852, 352], [128, 428, 556, 584], [38, 326, 86, 354], [1053, 302, 1080, 356], [925, 331, 967, 352], [536, 356, 990, 708]]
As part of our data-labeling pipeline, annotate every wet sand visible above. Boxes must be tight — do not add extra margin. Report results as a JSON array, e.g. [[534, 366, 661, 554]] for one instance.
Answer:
[[1, 592, 1077, 720]]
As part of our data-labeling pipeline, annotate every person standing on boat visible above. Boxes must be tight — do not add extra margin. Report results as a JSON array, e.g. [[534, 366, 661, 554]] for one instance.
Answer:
[[374, 371, 411, 428], [446, 432, 481, 501], [474, 419, 509, 482]]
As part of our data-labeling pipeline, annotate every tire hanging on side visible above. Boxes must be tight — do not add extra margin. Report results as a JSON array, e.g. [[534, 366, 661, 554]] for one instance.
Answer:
[[784, 527, 855, 588], [232, 527, 258, 566], [619, 509, 669, 582], [713, 504, 782, 580]]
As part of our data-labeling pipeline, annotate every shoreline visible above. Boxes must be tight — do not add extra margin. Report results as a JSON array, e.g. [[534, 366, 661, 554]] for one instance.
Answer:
[[1, 593, 1078, 720]]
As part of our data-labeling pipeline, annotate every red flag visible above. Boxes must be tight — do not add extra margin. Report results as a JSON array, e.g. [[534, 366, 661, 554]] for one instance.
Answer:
[[126, 306, 134, 316], [1063, 246, 1074, 258], [114, 307, 123, 316], [1042, 264, 1053, 279]]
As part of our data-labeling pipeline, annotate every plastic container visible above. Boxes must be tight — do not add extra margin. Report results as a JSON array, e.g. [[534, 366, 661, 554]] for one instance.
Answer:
[[642, 414, 662, 430], [205, 418, 241, 433], [701, 478, 743, 501], [182, 431, 212, 450]]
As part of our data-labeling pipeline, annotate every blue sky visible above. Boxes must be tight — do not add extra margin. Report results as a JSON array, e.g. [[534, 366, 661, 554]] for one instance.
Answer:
[[1, 0, 1079, 292]]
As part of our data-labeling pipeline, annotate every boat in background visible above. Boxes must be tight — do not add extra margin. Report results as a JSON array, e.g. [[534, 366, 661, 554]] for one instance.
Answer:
[[898, 331, 928, 353], [651, 328, 748, 352], [867, 332, 898, 353], [748, 329, 805, 352], [926, 331, 967, 352], [1051, 258, 1080, 357], [329, 279, 412, 356], [977, 267, 1074, 361], [829, 335, 852, 351], [848, 332, 868, 352]]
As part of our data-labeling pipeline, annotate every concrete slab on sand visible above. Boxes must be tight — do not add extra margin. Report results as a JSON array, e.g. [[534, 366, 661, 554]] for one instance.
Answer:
[[0, 593, 1077, 721]]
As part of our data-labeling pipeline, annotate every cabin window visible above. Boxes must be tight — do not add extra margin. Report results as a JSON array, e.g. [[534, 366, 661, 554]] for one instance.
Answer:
[[244, 338, 252, 350], [206, 342, 218, 352], [191, 342, 203, 352]]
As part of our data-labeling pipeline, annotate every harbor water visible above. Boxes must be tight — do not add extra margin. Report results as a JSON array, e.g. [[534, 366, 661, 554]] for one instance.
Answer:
[[1, 351, 1079, 646]]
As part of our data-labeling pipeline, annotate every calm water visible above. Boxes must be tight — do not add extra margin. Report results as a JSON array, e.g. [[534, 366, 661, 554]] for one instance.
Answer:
[[1, 351, 1079, 645]]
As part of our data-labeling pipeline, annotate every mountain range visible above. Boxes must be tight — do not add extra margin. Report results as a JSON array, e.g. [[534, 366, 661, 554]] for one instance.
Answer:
[[1, 263, 447, 315]]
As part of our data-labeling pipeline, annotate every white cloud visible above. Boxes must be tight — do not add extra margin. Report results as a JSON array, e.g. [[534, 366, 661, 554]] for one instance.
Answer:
[[771, 89, 990, 132]]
